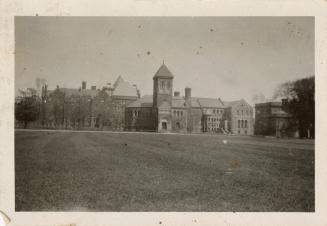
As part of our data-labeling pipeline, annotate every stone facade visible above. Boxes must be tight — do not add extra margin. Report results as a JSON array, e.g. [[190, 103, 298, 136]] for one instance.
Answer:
[[32, 63, 255, 135], [125, 63, 254, 135], [224, 100, 254, 135], [40, 77, 139, 130], [255, 102, 298, 137]]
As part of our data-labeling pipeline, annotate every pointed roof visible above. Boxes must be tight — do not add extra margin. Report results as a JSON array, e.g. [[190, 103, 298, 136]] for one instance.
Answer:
[[113, 75, 125, 89], [153, 63, 174, 79], [113, 81, 138, 97]]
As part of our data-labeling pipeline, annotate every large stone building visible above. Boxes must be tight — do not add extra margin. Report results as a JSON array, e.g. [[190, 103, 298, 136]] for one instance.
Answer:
[[125, 63, 254, 135], [40, 76, 139, 130], [254, 101, 298, 138]]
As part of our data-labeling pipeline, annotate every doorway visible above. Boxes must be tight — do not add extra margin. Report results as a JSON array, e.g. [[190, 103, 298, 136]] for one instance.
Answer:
[[162, 122, 167, 130]]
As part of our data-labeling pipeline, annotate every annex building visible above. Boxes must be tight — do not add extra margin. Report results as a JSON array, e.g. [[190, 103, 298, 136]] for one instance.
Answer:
[[125, 63, 254, 135], [254, 101, 298, 138]]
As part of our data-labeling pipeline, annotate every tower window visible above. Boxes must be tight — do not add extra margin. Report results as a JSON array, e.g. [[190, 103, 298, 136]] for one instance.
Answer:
[[160, 81, 165, 89]]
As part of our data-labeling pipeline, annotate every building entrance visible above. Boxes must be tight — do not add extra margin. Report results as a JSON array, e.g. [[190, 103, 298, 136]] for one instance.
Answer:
[[162, 122, 167, 130]]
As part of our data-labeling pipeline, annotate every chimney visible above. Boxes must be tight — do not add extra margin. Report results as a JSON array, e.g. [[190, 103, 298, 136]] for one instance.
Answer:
[[185, 87, 191, 101], [91, 85, 96, 90], [174, 91, 180, 97], [82, 81, 86, 90]]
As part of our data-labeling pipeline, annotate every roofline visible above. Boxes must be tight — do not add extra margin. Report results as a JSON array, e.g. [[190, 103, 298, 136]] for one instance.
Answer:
[[112, 95, 138, 99], [153, 75, 174, 79], [255, 102, 282, 107]]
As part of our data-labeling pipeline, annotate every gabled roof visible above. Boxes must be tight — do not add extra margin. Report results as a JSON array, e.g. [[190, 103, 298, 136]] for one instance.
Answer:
[[153, 63, 174, 79], [223, 99, 251, 108], [113, 75, 125, 89], [195, 97, 225, 108], [112, 76, 138, 97]]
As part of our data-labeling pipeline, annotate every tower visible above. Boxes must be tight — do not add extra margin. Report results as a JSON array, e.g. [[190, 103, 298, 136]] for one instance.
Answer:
[[153, 62, 174, 132]]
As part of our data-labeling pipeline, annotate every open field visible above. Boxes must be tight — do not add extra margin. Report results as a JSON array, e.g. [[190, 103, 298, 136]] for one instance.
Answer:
[[15, 130, 314, 211]]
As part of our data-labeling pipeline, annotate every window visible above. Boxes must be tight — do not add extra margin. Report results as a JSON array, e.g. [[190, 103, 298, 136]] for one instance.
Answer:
[[245, 120, 248, 128], [238, 120, 240, 128], [181, 111, 183, 116], [245, 130, 247, 134], [241, 120, 244, 128], [160, 81, 165, 89], [237, 110, 239, 115]]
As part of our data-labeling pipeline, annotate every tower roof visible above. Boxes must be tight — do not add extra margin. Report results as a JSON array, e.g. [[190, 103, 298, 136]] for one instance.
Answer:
[[153, 63, 174, 79]]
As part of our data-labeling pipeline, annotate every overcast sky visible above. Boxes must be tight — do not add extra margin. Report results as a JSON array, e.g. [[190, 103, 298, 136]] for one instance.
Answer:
[[15, 17, 314, 104]]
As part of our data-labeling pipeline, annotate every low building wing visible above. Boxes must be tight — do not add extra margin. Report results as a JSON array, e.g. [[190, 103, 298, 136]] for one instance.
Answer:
[[127, 95, 153, 108]]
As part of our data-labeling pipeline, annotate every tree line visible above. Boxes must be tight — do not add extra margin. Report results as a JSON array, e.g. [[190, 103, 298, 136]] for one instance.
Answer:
[[273, 76, 314, 138]]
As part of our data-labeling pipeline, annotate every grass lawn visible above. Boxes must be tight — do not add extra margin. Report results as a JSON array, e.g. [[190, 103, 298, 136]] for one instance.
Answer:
[[15, 130, 314, 211]]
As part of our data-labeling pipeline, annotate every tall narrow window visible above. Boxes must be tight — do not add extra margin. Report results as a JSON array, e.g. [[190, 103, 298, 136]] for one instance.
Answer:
[[160, 81, 165, 90], [245, 120, 248, 128], [238, 120, 240, 128]]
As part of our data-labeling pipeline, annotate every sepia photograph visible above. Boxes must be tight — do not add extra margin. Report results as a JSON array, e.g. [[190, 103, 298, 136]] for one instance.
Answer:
[[14, 16, 315, 212]]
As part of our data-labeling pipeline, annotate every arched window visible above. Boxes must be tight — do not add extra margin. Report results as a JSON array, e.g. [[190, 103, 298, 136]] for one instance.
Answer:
[[176, 122, 181, 129], [245, 120, 248, 128]]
